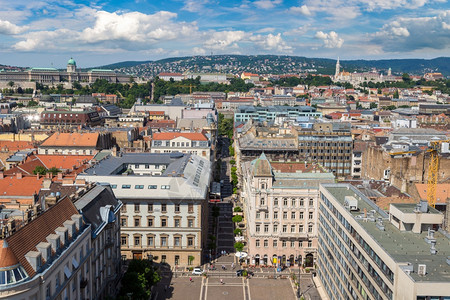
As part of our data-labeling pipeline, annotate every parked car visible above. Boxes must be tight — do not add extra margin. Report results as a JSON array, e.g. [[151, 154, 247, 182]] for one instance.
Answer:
[[192, 267, 204, 275], [236, 269, 254, 277]]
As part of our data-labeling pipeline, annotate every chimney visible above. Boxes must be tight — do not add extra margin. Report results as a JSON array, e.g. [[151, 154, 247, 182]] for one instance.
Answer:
[[0, 172, 3, 179], [57, 172, 63, 180], [430, 241, 437, 255], [16, 173, 22, 179], [36, 173, 40, 180]]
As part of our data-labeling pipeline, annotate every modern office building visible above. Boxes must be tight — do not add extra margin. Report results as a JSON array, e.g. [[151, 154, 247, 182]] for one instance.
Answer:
[[234, 105, 321, 123], [78, 152, 211, 267], [241, 154, 335, 267], [317, 183, 450, 300]]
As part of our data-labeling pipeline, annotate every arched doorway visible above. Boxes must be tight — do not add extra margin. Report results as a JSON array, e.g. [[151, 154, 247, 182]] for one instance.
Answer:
[[282, 255, 287, 266], [289, 254, 295, 267], [296, 255, 302, 266], [255, 254, 260, 265], [272, 254, 277, 265], [305, 253, 314, 268], [263, 254, 268, 265]]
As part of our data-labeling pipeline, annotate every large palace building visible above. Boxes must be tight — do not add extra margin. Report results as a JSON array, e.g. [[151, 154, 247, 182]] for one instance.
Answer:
[[0, 58, 132, 84]]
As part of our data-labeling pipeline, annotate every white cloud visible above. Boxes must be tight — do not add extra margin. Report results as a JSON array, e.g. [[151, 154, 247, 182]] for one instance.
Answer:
[[253, 0, 282, 10], [315, 31, 344, 48], [289, 5, 312, 16], [182, 0, 211, 13], [250, 33, 293, 52], [204, 30, 247, 50], [370, 10, 450, 52], [0, 19, 28, 35]]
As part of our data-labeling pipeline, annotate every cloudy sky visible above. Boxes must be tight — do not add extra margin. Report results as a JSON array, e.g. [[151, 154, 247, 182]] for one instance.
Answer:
[[0, 0, 449, 67]]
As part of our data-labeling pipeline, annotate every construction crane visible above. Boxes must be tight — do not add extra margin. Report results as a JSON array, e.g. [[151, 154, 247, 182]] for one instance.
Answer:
[[426, 139, 449, 208]]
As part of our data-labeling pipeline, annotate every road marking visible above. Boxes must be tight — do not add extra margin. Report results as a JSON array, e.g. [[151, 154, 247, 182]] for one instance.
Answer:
[[242, 277, 246, 300], [247, 278, 252, 300], [199, 276, 205, 300]]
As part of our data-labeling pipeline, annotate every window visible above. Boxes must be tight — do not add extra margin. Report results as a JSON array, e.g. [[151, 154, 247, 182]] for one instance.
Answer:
[[256, 212, 260, 219], [283, 212, 288, 219], [291, 212, 296, 219], [256, 225, 260, 232], [291, 241, 295, 248], [135, 164, 139, 169], [175, 204, 180, 212], [122, 184, 131, 189], [111, 184, 117, 189], [188, 204, 194, 213], [174, 218, 180, 228], [283, 198, 288, 206], [309, 199, 314, 206], [121, 218, 127, 226], [161, 237, 167, 247], [273, 224, 278, 232], [291, 199, 296, 207], [134, 218, 140, 227], [46, 284, 51, 300], [134, 235, 141, 246], [273, 198, 278, 206], [273, 211, 278, 219], [161, 185, 170, 189], [290, 225, 295, 233], [134, 203, 140, 212], [299, 212, 304, 219], [282, 240, 287, 248], [308, 240, 312, 248], [161, 204, 167, 212], [282, 225, 287, 232], [299, 225, 304, 232], [256, 240, 260, 247], [300, 199, 304, 207], [148, 185, 157, 189], [308, 224, 313, 233], [264, 240, 268, 247], [135, 185, 144, 189], [273, 240, 278, 247], [187, 237, 194, 247], [147, 218, 153, 227], [174, 237, 180, 247], [308, 212, 313, 219], [260, 198, 265, 206], [147, 236, 154, 246], [188, 218, 194, 228], [265, 212, 269, 219], [264, 224, 269, 233], [148, 204, 153, 212], [161, 218, 167, 227]]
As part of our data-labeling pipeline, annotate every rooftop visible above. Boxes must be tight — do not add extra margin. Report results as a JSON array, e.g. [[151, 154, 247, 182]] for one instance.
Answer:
[[152, 132, 208, 141], [40, 132, 99, 148], [322, 184, 450, 283]]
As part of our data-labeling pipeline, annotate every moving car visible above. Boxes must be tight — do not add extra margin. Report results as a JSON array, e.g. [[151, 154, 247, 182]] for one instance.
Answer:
[[192, 267, 204, 275], [236, 269, 254, 277]]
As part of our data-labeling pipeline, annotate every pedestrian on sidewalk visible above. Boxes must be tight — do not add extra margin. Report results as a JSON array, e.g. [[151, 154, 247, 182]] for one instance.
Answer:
[[220, 278, 224, 285], [189, 277, 193, 283], [231, 262, 235, 270]]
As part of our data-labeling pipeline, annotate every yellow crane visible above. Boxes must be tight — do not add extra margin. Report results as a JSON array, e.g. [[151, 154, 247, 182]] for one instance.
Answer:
[[426, 139, 449, 208]]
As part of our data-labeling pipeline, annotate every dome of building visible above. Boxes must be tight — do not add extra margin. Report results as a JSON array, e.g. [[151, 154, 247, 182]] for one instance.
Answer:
[[67, 58, 76, 66], [251, 153, 273, 177], [0, 240, 29, 286]]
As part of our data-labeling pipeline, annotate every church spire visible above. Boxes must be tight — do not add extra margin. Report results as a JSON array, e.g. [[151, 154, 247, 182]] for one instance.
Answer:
[[335, 57, 340, 78]]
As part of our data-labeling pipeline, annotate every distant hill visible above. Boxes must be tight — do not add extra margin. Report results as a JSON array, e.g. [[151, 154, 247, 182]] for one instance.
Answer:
[[94, 55, 450, 78]]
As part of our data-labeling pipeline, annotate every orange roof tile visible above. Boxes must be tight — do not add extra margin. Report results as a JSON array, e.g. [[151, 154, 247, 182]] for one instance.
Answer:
[[0, 175, 44, 197], [6, 197, 80, 277], [37, 155, 93, 170], [40, 132, 99, 148], [415, 183, 450, 204], [148, 111, 165, 115], [0, 141, 34, 152], [0, 240, 19, 268], [152, 132, 208, 141]]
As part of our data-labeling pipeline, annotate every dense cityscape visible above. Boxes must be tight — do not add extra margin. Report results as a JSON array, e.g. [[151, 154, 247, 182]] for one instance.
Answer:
[[0, 0, 450, 298]]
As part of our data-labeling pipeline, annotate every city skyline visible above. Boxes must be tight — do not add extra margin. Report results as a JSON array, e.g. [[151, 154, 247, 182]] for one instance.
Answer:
[[0, 0, 449, 67]]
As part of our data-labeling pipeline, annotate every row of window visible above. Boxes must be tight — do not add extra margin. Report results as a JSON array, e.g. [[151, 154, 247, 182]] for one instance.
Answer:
[[268, 198, 316, 207], [121, 235, 195, 248], [122, 203, 194, 213], [113, 184, 171, 190], [255, 223, 314, 233], [122, 216, 195, 228], [257, 210, 314, 220], [255, 239, 313, 248]]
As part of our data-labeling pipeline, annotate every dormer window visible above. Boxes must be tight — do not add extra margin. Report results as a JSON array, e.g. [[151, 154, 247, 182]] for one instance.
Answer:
[[261, 182, 266, 189]]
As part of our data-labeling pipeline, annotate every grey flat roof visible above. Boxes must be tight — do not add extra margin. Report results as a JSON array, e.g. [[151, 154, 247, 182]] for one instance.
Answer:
[[322, 184, 450, 283]]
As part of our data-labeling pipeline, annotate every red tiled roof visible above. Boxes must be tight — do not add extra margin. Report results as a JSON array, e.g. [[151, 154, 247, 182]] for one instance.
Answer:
[[0, 175, 44, 197], [152, 132, 208, 141], [0, 141, 34, 152], [37, 155, 92, 170], [40, 133, 99, 148], [158, 72, 183, 76], [6, 197, 80, 277], [415, 183, 449, 204], [148, 111, 165, 115], [0, 240, 19, 268]]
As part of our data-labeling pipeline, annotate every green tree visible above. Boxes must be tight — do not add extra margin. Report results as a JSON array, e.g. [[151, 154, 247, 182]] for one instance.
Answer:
[[370, 102, 378, 109], [8, 81, 14, 87], [233, 206, 242, 212], [393, 90, 399, 99], [119, 259, 161, 299], [27, 100, 38, 107], [402, 73, 411, 82], [232, 215, 243, 223], [234, 228, 242, 235], [33, 166, 47, 175], [234, 242, 244, 252], [47, 167, 61, 176]]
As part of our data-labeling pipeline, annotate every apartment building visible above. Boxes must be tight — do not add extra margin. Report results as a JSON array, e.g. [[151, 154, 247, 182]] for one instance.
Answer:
[[234, 105, 321, 123], [318, 184, 450, 300], [151, 132, 211, 161], [241, 154, 334, 267], [77, 152, 211, 267], [0, 197, 91, 300], [38, 132, 113, 156]]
